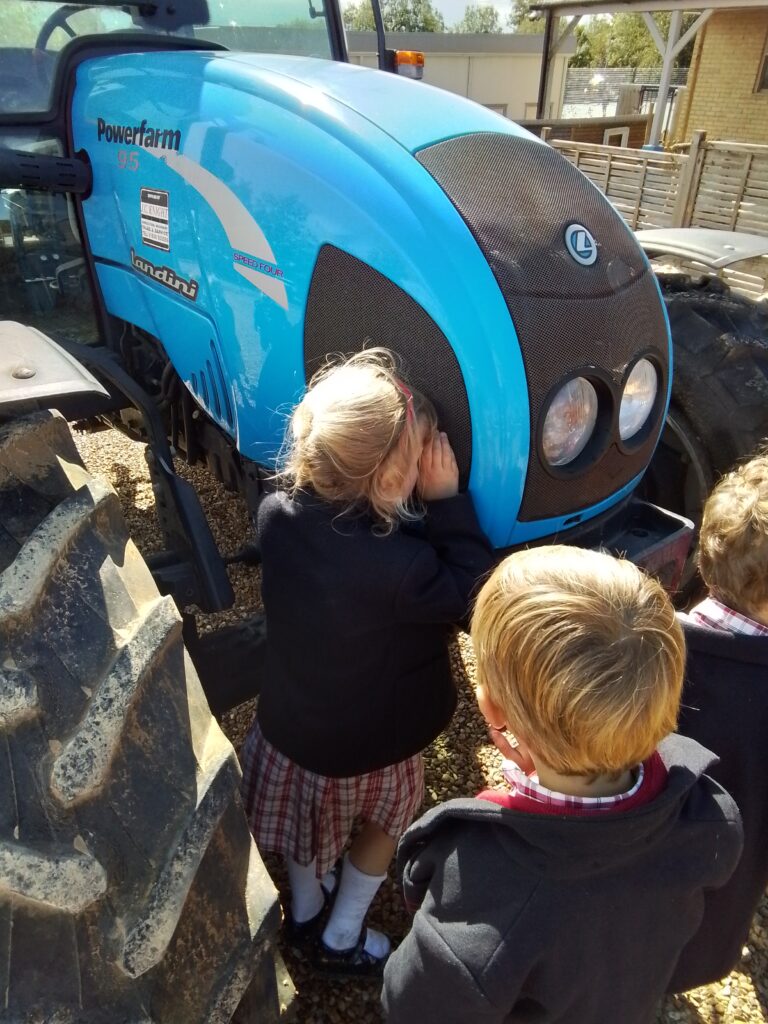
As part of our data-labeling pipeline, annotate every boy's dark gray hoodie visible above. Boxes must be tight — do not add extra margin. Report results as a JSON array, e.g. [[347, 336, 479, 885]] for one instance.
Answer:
[[382, 735, 742, 1024]]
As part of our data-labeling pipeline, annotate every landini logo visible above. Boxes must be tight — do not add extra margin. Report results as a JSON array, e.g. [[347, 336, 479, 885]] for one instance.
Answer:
[[130, 249, 199, 301], [564, 223, 598, 266]]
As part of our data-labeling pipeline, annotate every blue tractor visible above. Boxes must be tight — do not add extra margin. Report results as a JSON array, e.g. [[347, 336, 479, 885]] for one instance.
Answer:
[[0, 3, 689, 1017], [1, 1, 690, 622]]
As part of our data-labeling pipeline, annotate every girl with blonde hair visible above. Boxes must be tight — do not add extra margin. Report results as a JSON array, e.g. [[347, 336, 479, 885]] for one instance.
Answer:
[[241, 349, 492, 976]]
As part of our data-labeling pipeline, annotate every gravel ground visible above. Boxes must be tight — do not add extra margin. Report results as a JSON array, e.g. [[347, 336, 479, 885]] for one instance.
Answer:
[[72, 423, 768, 1024]]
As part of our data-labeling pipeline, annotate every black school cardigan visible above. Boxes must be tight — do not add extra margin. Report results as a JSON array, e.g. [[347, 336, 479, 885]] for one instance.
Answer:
[[255, 489, 494, 778], [667, 620, 768, 992]]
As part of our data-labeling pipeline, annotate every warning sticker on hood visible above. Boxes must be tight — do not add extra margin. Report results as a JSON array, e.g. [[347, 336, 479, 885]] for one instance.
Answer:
[[140, 187, 170, 251]]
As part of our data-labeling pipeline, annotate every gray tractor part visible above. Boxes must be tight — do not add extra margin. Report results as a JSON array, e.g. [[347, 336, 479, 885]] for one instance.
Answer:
[[637, 228, 768, 304]]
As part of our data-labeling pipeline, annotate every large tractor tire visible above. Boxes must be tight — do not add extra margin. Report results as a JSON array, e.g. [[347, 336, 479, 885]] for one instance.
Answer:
[[0, 410, 289, 1022], [644, 276, 768, 596], [663, 276, 768, 471]]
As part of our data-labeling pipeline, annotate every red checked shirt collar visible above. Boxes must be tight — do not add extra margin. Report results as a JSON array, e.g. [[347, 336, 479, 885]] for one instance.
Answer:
[[501, 760, 645, 811], [686, 596, 768, 637]]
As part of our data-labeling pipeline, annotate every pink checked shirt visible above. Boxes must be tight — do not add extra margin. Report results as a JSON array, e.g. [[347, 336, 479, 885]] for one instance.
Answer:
[[477, 752, 668, 815], [499, 760, 645, 811], [685, 596, 768, 637]]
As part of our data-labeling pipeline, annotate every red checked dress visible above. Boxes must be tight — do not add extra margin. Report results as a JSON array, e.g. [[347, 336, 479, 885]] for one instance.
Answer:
[[240, 487, 493, 877], [241, 722, 424, 876]]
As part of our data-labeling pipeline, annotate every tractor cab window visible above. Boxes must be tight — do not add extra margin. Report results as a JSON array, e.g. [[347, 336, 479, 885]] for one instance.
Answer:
[[0, 134, 100, 344], [0, 1, 336, 115], [198, 1, 336, 56]]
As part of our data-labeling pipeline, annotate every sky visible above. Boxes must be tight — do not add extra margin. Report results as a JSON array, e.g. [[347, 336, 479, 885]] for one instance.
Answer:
[[337, 0, 516, 29], [337, 0, 519, 31], [434, 0, 512, 26], [435, 0, 511, 23]]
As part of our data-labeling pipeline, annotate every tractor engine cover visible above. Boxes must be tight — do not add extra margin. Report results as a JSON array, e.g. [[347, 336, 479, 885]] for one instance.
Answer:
[[72, 52, 670, 549]]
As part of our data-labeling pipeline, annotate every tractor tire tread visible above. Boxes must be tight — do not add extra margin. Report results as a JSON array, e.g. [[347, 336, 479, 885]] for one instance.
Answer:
[[0, 410, 285, 1023]]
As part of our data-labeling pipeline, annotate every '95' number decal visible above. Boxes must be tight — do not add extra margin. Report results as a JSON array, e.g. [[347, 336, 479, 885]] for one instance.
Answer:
[[117, 149, 139, 172]]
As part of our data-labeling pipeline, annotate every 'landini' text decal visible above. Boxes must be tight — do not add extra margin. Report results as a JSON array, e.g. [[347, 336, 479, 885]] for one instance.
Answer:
[[130, 248, 198, 301], [97, 117, 181, 151]]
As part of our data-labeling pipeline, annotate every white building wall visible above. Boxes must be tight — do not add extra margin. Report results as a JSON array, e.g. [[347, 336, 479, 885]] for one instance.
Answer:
[[348, 43, 571, 121]]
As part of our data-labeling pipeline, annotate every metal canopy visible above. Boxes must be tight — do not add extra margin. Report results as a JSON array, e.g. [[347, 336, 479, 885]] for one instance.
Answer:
[[532, 0, 765, 13], [530, 0, 768, 144]]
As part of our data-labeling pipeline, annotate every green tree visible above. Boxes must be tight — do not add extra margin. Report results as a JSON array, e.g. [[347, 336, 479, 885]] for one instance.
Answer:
[[507, 0, 545, 34], [343, 0, 445, 32], [571, 12, 701, 68], [571, 16, 611, 67], [455, 4, 503, 33]]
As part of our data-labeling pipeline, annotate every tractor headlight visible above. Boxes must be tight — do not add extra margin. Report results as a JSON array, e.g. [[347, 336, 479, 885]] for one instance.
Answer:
[[620, 359, 658, 441], [542, 377, 598, 467]]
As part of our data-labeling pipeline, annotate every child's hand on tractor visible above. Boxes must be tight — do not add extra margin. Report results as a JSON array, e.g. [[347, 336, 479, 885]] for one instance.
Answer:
[[419, 431, 459, 501]]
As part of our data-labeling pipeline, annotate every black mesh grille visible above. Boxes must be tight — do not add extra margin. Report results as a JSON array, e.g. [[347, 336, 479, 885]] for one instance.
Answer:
[[304, 245, 472, 487], [417, 132, 668, 521]]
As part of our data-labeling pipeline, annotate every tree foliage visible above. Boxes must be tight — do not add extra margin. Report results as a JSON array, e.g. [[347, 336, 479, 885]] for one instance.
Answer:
[[342, 0, 445, 32], [455, 4, 503, 33], [507, 0, 545, 34], [572, 12, 701, 68]]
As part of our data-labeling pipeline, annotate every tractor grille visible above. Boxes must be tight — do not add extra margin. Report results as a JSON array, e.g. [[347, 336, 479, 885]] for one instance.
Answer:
[[303, 245, 472, 488], [190, 339, 234, 429], [416, 132, 668, 521]]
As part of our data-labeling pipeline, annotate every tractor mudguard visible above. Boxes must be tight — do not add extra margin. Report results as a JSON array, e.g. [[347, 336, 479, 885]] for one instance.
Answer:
[[0, 320, 108, 416]]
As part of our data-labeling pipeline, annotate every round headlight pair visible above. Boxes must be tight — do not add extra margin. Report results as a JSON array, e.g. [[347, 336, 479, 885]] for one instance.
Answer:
[[542, 359, 658, 467]]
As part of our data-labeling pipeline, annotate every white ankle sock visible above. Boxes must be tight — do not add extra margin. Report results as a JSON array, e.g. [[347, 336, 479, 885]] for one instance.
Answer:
[[286, 856, 325, 924], [362, 927, 391, 959], [321, 855, 388, 953], [321, 867, 338, 896]]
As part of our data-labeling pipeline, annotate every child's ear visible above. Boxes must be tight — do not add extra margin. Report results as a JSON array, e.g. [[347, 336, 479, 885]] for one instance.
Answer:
[[376, 459, 401, 500], [475, 685, 507, 731]]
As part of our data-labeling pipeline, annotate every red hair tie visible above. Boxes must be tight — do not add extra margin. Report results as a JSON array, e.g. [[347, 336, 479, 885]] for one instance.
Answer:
[[394, 378, 415, 424]]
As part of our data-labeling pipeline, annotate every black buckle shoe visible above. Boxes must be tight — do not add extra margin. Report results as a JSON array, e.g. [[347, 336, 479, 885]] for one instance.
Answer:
[[282, 860, 342, 951], [312, 928, 390, 979], [284, 902, 328, 953]]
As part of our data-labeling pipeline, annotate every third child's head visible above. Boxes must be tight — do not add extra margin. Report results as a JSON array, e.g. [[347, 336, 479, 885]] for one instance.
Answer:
[[284, 349, 437, 529], [698, 451, 768, 624], [471, 546, 685, 778]]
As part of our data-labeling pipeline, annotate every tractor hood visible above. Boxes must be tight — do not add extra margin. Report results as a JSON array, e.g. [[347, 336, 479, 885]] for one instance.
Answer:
[[206, 52, 529, 153], [72, 51, 670, 549]]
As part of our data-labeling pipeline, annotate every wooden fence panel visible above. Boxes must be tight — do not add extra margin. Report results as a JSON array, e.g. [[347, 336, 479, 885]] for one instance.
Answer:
[[551, 141, 684, 229], [690, 144, 768, 237], [551, 137, 768, 241]]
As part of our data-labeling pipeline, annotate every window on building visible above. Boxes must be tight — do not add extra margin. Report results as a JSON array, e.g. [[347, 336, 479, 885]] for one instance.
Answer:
[[603, 127, 630, 147], [484, 103, 508, 116]]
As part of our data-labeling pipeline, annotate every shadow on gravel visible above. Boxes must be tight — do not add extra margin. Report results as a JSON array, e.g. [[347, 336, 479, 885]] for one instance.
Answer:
[[108, 459, 154, 526]]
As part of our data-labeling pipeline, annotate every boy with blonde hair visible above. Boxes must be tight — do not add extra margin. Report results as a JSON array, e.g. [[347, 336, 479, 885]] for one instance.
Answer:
[[668, 452, 768, 992], [383, 546, 742, 1024]]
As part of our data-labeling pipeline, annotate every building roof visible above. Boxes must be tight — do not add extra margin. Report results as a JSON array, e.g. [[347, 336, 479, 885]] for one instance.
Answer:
[[530, 0, 768, 14]]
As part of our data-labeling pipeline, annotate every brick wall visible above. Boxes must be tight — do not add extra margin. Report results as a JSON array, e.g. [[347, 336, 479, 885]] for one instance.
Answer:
[[676, 11, 768, 144]]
